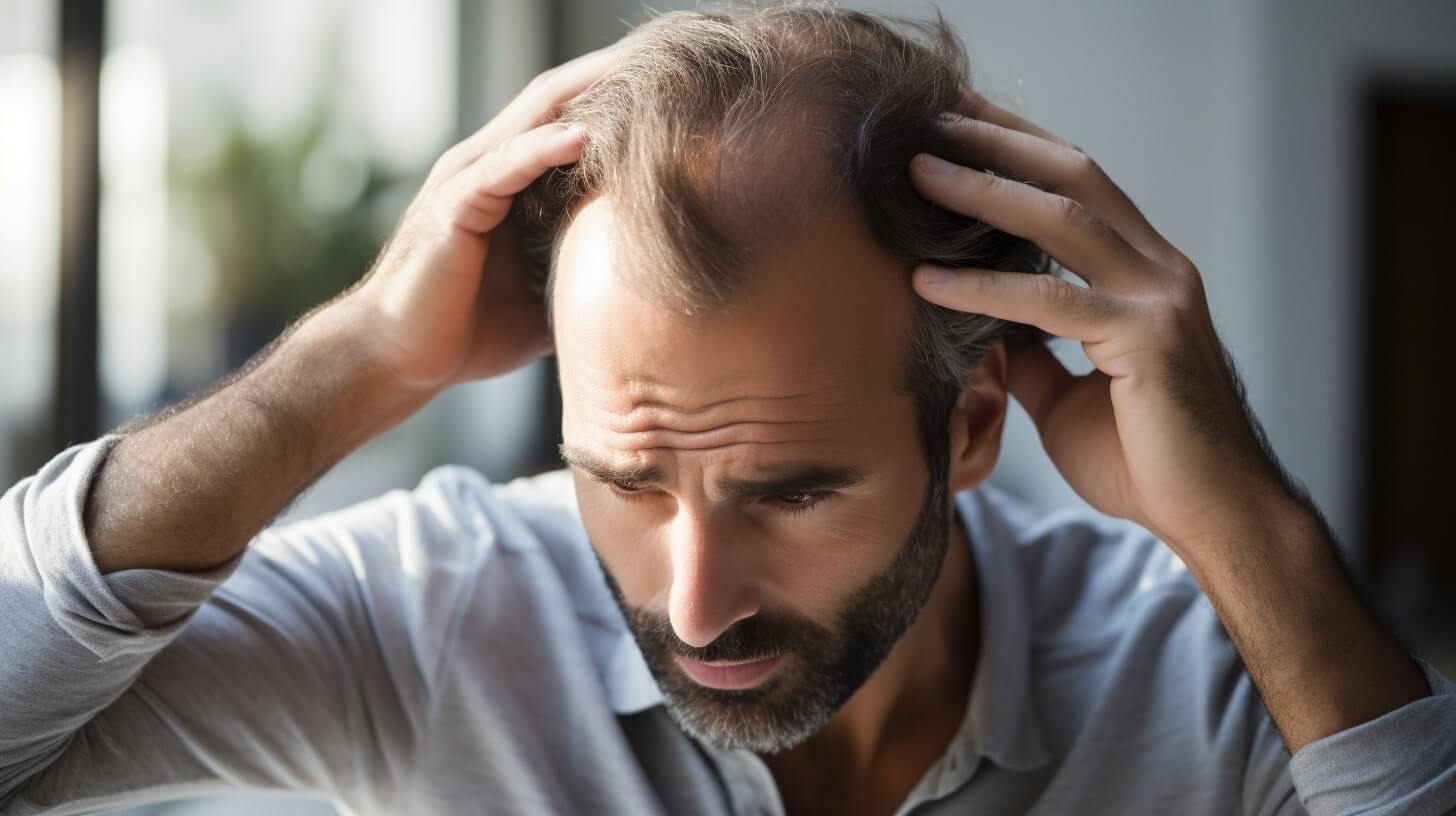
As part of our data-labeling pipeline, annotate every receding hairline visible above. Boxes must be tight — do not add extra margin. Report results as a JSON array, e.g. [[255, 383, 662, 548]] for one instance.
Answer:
[[523, 2, 975, 316], [542, 178, 890, 333]]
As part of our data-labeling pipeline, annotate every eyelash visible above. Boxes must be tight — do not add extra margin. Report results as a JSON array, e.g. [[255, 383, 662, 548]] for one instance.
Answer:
[[601, 480, 831, 515]]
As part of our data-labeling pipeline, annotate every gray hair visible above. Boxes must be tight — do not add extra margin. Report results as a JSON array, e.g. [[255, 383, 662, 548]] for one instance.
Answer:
[[516, 1, 1055, 469]]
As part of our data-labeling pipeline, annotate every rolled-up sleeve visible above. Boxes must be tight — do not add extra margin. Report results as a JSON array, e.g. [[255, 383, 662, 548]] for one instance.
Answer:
[[1289, 657, 1456, 815], [1, 435, 245, 789], [0, 434, 486, 815]]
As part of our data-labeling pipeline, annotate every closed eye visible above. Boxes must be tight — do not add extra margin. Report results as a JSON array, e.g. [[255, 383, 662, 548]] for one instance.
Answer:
[[764, 491, 831, 515], [598, 479, 832, 515], [604, 478, 654, 500]]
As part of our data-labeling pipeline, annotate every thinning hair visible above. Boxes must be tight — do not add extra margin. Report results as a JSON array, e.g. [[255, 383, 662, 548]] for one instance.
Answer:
[[515, 1, 1055, 475]]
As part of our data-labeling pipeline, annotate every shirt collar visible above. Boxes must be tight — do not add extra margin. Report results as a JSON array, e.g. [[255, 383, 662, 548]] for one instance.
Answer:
[[594, 483, 1053, 770], [602, 617, 666, 714], [954, 483, 1053, 771]]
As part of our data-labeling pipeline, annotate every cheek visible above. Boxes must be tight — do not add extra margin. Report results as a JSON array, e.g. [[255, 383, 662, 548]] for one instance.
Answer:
[[764, 502, 901, 613], [573, 477, 673, 606]]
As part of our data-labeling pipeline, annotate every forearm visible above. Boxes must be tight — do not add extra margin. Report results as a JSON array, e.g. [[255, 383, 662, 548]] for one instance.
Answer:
[[86, 302, 432, 574], [1181, 497, 1430, 753]]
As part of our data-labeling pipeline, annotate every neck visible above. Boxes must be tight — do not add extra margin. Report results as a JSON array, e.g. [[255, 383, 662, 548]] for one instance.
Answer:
[[762, 507, 979, 803]]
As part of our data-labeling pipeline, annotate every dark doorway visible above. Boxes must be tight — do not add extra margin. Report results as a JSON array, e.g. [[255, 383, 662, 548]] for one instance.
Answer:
[[1360, 79, 1456, 653]]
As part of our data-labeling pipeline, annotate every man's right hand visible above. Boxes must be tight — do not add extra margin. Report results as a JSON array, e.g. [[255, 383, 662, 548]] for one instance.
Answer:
[[332, 40, 633, 396], [78, 40, 636, 575]]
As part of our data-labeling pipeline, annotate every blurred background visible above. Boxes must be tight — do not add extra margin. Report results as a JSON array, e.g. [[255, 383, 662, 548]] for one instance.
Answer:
[[1, 0, 1451, 813]]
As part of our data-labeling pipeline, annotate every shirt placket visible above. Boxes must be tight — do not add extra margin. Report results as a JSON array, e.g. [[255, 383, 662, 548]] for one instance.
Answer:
[[697, 742, 788, 816]]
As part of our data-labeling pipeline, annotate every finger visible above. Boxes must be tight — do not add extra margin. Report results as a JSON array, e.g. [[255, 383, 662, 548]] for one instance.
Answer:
[[910, 153, 1151, 289], [1007, 343, 1123, 513], [476, 39, 638, 152], [443, 123, 587, 234], [1004, 339, 1078, 430], [425, 38, 638, 187], [934, 115, 1176, 268], [953, 88, 1077, 150], [913, 265, 1127, 343]]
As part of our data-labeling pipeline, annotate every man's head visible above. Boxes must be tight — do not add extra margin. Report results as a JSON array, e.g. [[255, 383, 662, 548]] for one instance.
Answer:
[[515, 3, 1053, 753]]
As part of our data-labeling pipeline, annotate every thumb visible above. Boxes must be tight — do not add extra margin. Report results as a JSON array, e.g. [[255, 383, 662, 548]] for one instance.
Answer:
[[1005, 340, 1075, 431]]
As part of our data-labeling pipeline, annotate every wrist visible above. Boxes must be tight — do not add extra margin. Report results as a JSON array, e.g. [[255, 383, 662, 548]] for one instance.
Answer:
[[1171, 492, 1430, 750], [1171, 487, 1323, 577], [256, 303, 438, 466]]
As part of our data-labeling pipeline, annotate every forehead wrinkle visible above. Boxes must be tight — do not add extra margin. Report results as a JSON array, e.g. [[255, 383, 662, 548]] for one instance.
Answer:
[[588, 388, 855, 435], [602, 411, 837, 437], [606, 427, 842, 453], [622, 391, 830, 414], [589, 377, 848, 412]]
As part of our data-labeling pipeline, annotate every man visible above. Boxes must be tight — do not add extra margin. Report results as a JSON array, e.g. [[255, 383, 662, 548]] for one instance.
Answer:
[[1, 5, 1452, 815]]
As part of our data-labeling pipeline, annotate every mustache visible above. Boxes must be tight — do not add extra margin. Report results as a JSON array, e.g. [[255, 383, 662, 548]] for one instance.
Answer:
[[625, 606, 835, 664]]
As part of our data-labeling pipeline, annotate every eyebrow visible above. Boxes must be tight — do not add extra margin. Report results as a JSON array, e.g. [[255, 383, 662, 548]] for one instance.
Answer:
[[558, 444, 867, 498], [558, 445, 667, 486]]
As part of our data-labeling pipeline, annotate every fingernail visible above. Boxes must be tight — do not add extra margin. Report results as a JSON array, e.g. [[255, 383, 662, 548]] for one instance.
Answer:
[[911, 153, 955, 176], [915, 265, 954, 285]]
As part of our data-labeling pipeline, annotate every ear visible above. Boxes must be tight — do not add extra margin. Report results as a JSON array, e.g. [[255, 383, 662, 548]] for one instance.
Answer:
[[946, 339, 1010, 494]]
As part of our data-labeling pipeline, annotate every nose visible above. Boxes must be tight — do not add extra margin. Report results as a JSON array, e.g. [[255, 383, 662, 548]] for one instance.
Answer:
[[666, 506, 761, 649]]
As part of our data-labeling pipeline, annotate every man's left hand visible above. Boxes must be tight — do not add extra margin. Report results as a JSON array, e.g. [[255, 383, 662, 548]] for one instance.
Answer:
[[908, 90, 1431, 753], [908, 90, 1305, 559]]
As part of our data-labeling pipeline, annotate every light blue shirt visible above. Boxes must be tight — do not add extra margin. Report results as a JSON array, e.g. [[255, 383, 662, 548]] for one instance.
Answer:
[[2, 434, 1453, 814]]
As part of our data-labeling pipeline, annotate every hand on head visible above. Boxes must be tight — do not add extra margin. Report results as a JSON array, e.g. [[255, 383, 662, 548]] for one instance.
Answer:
[[329, 38, 641, 394]]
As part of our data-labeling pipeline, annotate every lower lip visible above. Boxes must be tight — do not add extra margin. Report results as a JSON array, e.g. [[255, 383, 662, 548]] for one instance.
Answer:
[[675, 655, 784, 690]]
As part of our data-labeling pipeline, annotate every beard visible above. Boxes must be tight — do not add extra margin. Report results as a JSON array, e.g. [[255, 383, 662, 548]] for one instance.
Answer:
[[593, 472, 952, 755]]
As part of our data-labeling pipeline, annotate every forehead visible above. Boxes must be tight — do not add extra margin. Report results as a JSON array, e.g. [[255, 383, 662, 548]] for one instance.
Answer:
[[551, 196, 917, 458]]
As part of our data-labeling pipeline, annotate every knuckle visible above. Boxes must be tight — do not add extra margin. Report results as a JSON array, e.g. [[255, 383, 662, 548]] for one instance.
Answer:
[[969, 168, 997, 192], [1085, 291, 1125, 325], [1169, 274, 1208, 316], [1065, 147, 1095, 173], [499, 131, 536, 169], [1029, 273, 1071, 307], [1167, 251, 1200, 280], [431, 146, 464, 175], [1144, 281, 1208, 336], [1035, 273, 1119, 326], [1150, 253, 1206, 307], [1050, 194, 1095, 228], [525, 67, 560, 95], [424, 196, 459, 235], [476, 136, 518, 179], [1067, 149, 1106, 183], [421, 177, 468, 226], [1064, 287, 1117, 327], [1144, 301, 1185, 338]]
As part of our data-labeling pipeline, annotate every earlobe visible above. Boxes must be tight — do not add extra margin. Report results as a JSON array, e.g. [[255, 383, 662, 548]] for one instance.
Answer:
[[946, 340, 1010, 494]]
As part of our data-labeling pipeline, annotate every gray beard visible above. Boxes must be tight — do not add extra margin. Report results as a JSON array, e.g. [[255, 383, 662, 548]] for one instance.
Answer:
[[595, 472, 952, 755]]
